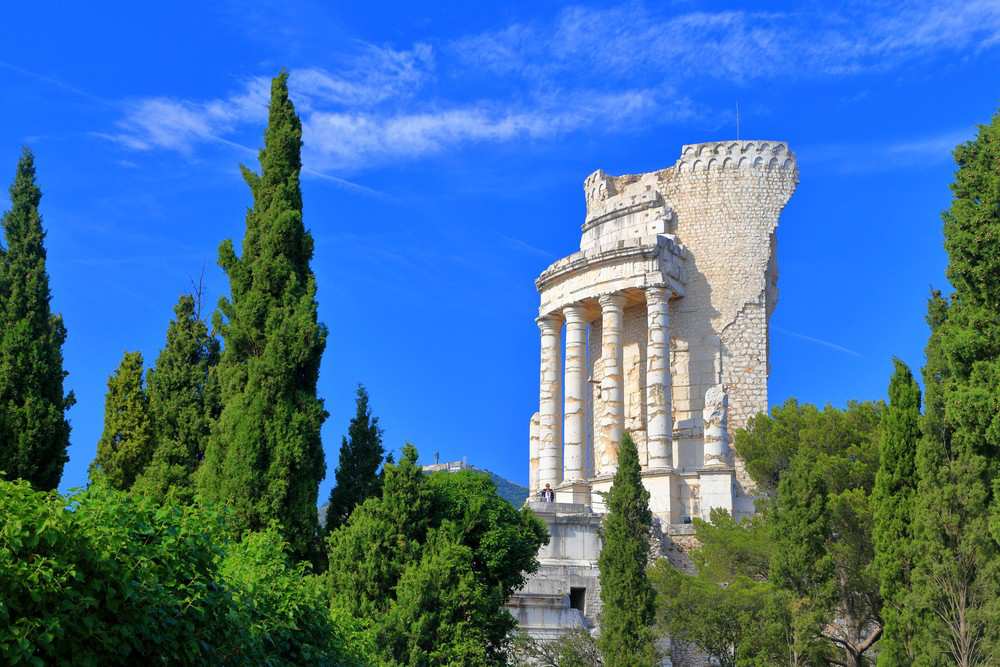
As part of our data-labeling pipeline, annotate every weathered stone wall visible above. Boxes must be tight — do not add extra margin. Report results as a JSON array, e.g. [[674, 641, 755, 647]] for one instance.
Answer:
[[588, 142, 798, 499]]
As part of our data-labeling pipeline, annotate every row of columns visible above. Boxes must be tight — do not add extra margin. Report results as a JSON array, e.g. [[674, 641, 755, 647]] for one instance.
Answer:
[[536, 286, 673, 490]]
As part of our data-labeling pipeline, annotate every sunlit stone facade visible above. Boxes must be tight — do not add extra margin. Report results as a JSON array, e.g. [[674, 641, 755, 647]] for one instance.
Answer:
[[513, 140, 799, 660]]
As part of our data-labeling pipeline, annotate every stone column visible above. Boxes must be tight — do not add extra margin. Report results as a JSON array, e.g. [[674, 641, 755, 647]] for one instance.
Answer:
[[703, 384, 730, 467], [528, 412, 540, 495], [562, 304, 588, 482], [646, 286, 673, 469], [597, 293, 625, 475], [537, 315, 563, 490]]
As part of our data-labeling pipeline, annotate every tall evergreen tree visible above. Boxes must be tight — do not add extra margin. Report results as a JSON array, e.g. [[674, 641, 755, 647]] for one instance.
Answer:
[[325, 384, 384, 530], [0, 148, 73, 490], [132, 294, 220, 503], [91, 351, 154, 490], [873, 359, 921, 665], [197, 72, 328, 561], [910, 109, 1000, 667], [597, 432, 657, 667]]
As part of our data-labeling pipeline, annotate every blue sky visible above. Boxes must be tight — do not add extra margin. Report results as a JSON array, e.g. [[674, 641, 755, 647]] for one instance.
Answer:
[[1, 1, 998, 496]]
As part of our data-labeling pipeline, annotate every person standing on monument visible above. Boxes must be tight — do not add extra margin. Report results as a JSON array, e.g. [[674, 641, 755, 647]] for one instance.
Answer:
[[541, 483, 555, 502]]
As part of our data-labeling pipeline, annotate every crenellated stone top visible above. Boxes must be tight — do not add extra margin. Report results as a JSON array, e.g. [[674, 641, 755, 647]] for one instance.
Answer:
[[675, 140, 796, 173]]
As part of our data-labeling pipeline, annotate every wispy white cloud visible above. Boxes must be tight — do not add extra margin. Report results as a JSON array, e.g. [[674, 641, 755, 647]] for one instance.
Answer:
[[302, 87, 686, 169], [95, 1, 1000, 172], [453, 1, 1000, 82], [774, 326, 863, 358]]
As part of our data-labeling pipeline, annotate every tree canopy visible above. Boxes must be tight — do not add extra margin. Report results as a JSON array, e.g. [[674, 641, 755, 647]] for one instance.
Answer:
[[0, 148, 73, 491], [197, 72, 328, 561], [91, 351, 154, 491], [133, 294, 220, 504], [325, 384, 385, 531], [326, 444, 548, 665]]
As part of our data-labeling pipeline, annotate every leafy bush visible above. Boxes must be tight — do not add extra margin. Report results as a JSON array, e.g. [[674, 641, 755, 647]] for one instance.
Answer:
[[327, 445, 548, 666], [0, 478, 372, 666]]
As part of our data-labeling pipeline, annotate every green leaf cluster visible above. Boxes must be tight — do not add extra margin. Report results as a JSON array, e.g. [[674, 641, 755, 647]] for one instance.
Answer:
[[134, 294, 221, 504], [661, 401, 883, 665], [327, 444, 548, 666], [0, 148, 73, 491], [198, 71, 328, 562], [597, 432, 657, 667], [903, 107, 1000, 666], [91, 351, 154, 490], [325, 385, 385, 531], [0, 477, 371, 666], [872, 360, 921, 663]]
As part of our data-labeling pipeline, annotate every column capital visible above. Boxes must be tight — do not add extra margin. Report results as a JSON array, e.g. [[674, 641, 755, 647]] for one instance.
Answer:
[[536, 313, 563, 332], [562, 303, 588, 324], [598, 292, 626, 310], [645, 285, 670, 306]]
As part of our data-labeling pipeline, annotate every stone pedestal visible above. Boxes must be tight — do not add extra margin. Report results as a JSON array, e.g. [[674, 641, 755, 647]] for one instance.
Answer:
[[641, 468, 678, 526], [555, 479, 593, 506], [698, 468, 735, 521]]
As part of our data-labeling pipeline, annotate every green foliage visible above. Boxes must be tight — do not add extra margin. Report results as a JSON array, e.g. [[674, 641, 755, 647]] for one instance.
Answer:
[[872, 359, 921, 664], [327, 444, 548, 666], [0, 148, 73, 491], [907, 108, 1000, 667], [728, 401, 884, 664], [766, 402, 884, 665], [91, 351, 154, 490], [133, 294, 220, 504], [734, 399, 881, 496], [198, 72, 328, 561], [690, 508, 771, 584], [652, 555, 794, 667], [511, 628, 601, 667], [326, 384, 385, 530], [0, 477, 371, 666], [597, 432, 657, 667]]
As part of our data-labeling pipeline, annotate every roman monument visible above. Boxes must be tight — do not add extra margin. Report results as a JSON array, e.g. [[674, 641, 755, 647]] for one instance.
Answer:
[[508, 140, 799, 652]]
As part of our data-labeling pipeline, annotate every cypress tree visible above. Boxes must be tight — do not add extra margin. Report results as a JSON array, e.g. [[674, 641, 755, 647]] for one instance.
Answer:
[[132, 294, 220, 503], [597, 432, 657, 667], [91, 351, 154, 490], [910, 109, 1000, 666], [197, 72, 328, 561], [0, 148, 73, 490], [872, 359, 921, 665], [325, 384, 384, 530]]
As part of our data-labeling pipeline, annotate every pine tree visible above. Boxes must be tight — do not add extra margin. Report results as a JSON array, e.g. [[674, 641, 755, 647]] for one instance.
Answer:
[[91, 351, 154, 490], [197, 72, 328, 561], [132, 294, 220, 503], [909, 109, 1000, 667], [325, 385, 384, 530], [873, 359, 921, 665], [597, 432, 657, 667], [0, 148, 73, 490]]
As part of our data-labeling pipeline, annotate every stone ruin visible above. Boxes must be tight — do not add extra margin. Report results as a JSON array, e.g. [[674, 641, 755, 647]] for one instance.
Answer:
[[507, 140, 799, 660]]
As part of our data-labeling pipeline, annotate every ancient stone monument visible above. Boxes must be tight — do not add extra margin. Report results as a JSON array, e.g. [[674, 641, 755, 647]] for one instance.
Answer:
[[509, 140, 798, 650]]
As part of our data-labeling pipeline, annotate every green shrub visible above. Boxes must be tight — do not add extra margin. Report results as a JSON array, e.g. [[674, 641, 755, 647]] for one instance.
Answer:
[[0, 478, 372, 666]]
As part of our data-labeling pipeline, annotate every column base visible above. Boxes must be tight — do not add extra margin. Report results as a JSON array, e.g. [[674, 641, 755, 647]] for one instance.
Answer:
[[641, 467, 678, 526], [554, 479, 592, 506], [697, 466, 735, 521]]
